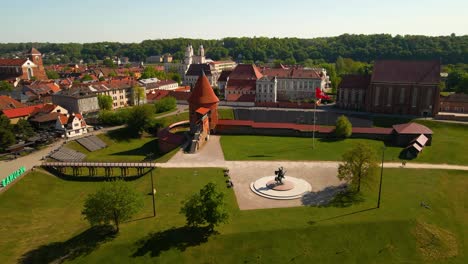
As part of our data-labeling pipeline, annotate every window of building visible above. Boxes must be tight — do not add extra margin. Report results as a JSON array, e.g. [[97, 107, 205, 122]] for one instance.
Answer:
[[387, 87, 393, 106], [400, 87, 405, 103], [412, 88, 418, 107], [374, 86, 380, 106]]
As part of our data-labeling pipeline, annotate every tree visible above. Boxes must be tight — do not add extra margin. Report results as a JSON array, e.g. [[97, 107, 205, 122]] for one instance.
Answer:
[[82, 180, 143, 233], [15, 119, 35, 141], [126, 105, 155, 137], [97, 94, 113, 110], [103, 58, 115, 68], [337, 143, 377, 192], [81, 74, 93, 82], [0, 128, 15, 152], [180, 182, 229, 231], [46, 70, 60, 79], [335, 115, 352, 138], [0, 81, 14, 92], [132, 86, 145, 106], [154, 96, 176, 113]]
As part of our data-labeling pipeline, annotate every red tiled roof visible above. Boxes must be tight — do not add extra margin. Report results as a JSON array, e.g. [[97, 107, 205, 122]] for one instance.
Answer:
[[229, 64, 263, 80], [260, 67, 321, 79], [0, 96, 26, 110], [217, 70, 232, 82], [372, 60, 440, 84], [393, 123, 433, 134], [2, 104, 44, 118], [29, 48, 41, 55], [339, 75, 371, 89], [188, 74, 219, 105], [0, 58, 27, 67], [30, 112, 61, 123], [58, 114, 68, 125], [352, 127, 393, 134], [195, 107, 210, 115]]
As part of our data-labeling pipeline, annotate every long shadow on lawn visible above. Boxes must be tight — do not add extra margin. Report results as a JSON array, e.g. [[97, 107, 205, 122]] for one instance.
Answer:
[[132, 226, 215, 258], [19, 225, 117, 264], [301, 185, 364, 207], [111, 139, 159, 158]]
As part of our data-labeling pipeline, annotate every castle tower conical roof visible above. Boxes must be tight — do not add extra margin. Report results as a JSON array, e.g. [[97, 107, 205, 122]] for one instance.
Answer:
[[188, 74, 219, 105]]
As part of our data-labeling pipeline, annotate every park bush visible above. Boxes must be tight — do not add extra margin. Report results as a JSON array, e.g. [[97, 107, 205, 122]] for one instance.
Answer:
[[98, 108, 131, 126], [154, 96, 176, 114], [335, 115, 352, 138]]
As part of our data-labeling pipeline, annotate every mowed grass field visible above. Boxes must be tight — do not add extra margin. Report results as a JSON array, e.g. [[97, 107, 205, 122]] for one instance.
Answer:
[[0, 168, 466, 263], [221, 120, 468, 165], [221, 136, 403, 162]]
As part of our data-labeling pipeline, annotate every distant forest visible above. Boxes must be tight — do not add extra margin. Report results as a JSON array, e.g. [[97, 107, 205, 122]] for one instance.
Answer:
[[0, 34, 467, 65]]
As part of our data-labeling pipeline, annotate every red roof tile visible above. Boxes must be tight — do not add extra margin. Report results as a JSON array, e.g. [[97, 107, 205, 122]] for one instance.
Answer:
[[195, 107, 210, 115], [229, 64, 263, 80], [2, 104, 44, 118], [188, 74, 219, 105], [0, 59, 27, 66], [393, 123, 433, 134], [0, 96, 26, 110], [372, 60, 440, 84]]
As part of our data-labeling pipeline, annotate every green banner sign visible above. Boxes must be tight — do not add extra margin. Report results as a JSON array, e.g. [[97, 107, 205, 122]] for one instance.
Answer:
[[1, 166, 26, 187]]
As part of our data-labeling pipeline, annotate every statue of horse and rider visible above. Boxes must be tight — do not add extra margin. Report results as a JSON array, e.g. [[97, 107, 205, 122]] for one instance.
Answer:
[[274, 166, 286, 184]]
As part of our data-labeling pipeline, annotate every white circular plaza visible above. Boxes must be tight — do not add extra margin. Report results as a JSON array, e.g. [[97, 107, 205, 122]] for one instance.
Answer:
[[250, 176, 312, 200]]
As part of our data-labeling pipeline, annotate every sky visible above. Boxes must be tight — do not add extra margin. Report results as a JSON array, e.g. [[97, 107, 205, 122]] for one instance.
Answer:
[[1, 0, 467, 43]]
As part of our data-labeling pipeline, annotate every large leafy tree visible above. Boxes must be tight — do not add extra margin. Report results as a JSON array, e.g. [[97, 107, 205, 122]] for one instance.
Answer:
[[82, 180, 143, 232], [154, 96, 176, 113], [180, 182, 229, 231], [338, 143, 378, 192], [126, 104, 155, 137], [0, 81, 13, 92], [97, 94, 113, 110], [132, 86, 146, 106], [46, 70, 60, 79], [335, 115, 352, 138], [15, 119, 35, 141]]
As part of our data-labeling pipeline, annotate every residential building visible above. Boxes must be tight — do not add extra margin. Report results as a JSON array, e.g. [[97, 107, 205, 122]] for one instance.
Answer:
[[258, 66, 324, 102], [439, 93, 468, 113], [225, 64, 262, 102], [56, 113, 88, 138], [0, 95, 25, 111], [1, 104, 43, 124], [52, 86, 99, 114], [185, 64, 217, 88]]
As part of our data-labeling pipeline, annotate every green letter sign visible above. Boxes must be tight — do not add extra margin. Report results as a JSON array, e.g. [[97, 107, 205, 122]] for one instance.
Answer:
[[1, 166, 26, 187]]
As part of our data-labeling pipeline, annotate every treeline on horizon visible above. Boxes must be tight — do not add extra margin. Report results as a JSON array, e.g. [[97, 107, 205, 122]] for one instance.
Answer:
[[0, 34, 467, 65]]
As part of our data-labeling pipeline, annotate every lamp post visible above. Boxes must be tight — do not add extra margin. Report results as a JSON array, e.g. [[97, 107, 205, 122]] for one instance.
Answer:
[[150, 167, 156, 217], [377, 145, 386, 208], [312, 100, 317, 149]]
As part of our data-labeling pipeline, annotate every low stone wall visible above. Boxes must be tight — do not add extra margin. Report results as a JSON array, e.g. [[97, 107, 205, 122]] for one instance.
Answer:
[[435, 114, 468, 122], [157, 121, 189, 153]]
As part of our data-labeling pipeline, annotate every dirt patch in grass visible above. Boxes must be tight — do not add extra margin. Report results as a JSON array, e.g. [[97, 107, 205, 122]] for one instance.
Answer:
[[413, 220, 458, 261]]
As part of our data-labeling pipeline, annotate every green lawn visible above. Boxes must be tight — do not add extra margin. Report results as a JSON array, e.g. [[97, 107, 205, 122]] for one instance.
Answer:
[[221, 136, 403, 162], [221, 120, 468, 165], [66, 129, 177, 163], [0, 168, 466, 263]]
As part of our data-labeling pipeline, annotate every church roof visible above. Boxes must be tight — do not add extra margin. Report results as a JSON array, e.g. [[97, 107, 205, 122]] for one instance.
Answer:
[[29, 48, 41, 55], [188, 74, 219, 105]]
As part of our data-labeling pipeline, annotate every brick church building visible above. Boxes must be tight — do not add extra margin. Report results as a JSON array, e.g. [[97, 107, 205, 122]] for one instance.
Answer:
[[337, 60, 441, 117], [0, 48, 47, 82]]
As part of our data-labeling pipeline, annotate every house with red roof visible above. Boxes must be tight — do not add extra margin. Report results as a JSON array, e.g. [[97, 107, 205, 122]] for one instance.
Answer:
[[1, 104, 44, 124], [0, 95, 25, 111], [55, 113, 88, 138], [225, 64, 263, 102]]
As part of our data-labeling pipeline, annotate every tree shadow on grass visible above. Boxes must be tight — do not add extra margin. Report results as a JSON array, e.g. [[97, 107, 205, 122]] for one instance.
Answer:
[[301, 185, 364, 208], [111, 139, 159, 157], [318, 137, 345, 143], [132, 226, 215, 258], [107, 127, 143, 142], [19, 225, 117, 264]]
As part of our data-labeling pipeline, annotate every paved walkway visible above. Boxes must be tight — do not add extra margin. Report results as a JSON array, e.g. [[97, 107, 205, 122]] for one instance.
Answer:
[[163, 138, 468, 210]]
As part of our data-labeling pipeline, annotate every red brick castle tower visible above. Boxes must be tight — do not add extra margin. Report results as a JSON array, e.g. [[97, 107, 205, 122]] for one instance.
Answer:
[[187, 72, 219, 152], [27, 48, 47, 80]]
